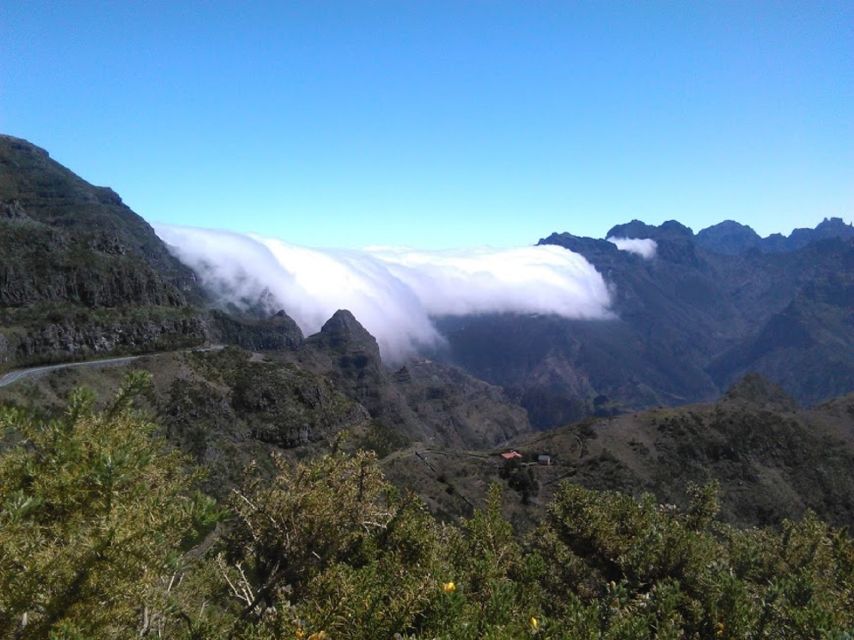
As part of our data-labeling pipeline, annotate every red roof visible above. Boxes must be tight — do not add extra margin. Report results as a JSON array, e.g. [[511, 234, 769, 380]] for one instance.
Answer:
[[500, 450, 523, 461]]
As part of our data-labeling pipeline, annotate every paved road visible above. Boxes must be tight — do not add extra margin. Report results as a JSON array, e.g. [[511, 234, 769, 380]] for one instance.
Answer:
[[0, 356, 143, 388], [0, 345, 225, 389]]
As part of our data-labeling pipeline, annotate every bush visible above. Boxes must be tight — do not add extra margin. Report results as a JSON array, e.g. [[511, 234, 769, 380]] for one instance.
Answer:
[[2, 384, 852, 639], [0, 372, 216, 638]]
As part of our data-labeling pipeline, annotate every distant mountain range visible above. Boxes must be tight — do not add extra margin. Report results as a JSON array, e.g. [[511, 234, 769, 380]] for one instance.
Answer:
[[2, 132, 852, 430], [437, 216, 852, 426], [2, 132, 853, 533], [696, 217, 853, 255]]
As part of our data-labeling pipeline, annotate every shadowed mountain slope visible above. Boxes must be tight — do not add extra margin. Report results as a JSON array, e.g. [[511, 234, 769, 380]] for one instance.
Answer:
[[436, 220, 853, 426], [0, 135, 209, 369], [295, 310, 531, 447]]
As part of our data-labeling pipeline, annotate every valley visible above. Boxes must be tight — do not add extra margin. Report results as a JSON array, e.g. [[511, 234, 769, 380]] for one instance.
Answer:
[[1, 132, 852, 638], [2, 132, 853, 529]]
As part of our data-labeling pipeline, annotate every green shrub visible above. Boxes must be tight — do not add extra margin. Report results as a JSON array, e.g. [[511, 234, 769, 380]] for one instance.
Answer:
[[0, 372, 216, 638], [2, 384, 852, 639]]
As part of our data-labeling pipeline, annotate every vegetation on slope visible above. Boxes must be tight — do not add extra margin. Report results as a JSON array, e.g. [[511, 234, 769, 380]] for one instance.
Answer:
[[0, 135, 208, 372], [2, 375, 853, 639]]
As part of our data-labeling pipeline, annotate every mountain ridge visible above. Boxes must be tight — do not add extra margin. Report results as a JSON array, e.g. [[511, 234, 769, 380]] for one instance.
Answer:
[[2, 132, 851, 429], [437, 217, 852, 426]]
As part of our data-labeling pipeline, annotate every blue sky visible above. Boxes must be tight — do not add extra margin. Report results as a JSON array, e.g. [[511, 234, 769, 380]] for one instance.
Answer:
[[2, 1, 851, 248]]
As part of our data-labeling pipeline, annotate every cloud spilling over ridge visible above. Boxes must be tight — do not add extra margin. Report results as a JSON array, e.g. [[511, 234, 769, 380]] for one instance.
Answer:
[[607, 236, 657, 259], [155, 224, 614, 361]]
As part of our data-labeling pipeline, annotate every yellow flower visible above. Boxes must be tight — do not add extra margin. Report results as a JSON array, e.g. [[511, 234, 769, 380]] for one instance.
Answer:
[[715, 622, 725, 637], [442, 581, 456, 593], [295, 630, 305, 640], [530, 616, 539, 631]]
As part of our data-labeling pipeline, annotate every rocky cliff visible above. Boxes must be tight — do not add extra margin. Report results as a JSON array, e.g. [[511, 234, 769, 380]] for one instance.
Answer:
[[0, 135, 210, 368]]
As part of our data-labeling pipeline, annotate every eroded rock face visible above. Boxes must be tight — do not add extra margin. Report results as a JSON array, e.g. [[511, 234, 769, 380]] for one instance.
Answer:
[[209, 309, 303, 352], [303, 309, 384, 410], [0, 332, 9, 368], [0, 134, 208, 368], [8, 314, 208, 366], [296, 309, 531, 448], [307, 309, 382, 364]]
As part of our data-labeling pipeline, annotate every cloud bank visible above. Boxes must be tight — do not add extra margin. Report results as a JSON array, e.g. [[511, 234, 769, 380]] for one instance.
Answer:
[[607, 236, 657, 259], [155, 224, 614, 361]]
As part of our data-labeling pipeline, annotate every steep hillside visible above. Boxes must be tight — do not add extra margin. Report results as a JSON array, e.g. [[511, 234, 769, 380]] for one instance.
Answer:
[[289, 309, 530, 447], [0, 319, 531, 495], [383, 375, 854, 531], [0, 135, 208, 369]]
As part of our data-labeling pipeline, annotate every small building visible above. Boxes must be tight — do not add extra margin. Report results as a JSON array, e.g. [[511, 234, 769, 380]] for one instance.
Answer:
[[537, 454, 552, 466], [500, 450, 523, 461]]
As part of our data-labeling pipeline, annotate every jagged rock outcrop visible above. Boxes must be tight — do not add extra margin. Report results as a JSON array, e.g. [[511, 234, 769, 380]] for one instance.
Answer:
[[296, 309, 531, 448], [303, 309, 384, 409], [209, 308, 304, 351], [306, 309, 382, 362]]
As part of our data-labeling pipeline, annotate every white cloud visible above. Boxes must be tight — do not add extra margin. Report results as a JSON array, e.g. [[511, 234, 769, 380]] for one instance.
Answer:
[[607, 236, 657, 259], [155, 224, 614, 362]]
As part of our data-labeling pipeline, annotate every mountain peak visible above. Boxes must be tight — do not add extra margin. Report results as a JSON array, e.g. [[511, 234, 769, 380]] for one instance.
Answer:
[[0, 134, 50, 159], [723, 373, 798, 411], [695, 220, 761, 255], [696, 217, 853, 254], [310, 310, 381, 362], [606, 219, 694, 240]]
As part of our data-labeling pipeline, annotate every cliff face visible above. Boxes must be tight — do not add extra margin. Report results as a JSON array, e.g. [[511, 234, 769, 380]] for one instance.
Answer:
[[1, 310, 209, 368], [297, 310, 531, 448], [0, 135, 209, 368]]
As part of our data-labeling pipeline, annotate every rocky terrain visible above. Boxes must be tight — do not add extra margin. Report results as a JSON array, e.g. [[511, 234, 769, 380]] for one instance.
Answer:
[[290, 309, 528, 447], [437, 218, 853, 426], [383, 375, 854, 531], [0, 312, 531, 496], [1, 132, 852, 535], [0, 134, 209, 369]]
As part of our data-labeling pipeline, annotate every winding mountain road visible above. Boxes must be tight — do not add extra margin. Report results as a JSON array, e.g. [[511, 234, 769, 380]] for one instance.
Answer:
[[0, 356, 144, 388], [0, 345, 225, 389]]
